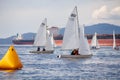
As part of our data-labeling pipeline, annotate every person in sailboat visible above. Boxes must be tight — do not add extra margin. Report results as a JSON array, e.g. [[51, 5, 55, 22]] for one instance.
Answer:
[[71, 49, 79, 55], [37, 47, 40, 51], [43, 48, 46, 51], [71, 50, 75, 55], [91, 46, 96, 49], [76, 49, 79, 55]]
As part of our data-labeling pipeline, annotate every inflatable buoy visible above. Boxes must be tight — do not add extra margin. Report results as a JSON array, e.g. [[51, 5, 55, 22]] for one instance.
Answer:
[[0, 45, 23, 70]]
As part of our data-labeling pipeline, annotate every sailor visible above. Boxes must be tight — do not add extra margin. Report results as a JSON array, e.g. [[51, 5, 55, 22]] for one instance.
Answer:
[[71, 49, 79, 55], [75, 49, 79, 55], [43, 48, 46, 51], [71, 49, 75, 55], [37, 47, 40, 51]]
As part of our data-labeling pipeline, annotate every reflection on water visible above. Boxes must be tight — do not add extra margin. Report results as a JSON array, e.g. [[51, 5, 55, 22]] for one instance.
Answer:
[[0, 45, 120, 80]]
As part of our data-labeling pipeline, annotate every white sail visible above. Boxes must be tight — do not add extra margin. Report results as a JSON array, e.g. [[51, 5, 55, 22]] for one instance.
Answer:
[[91, 32, 97, 47], [79, 25, 91, 55], [62, 6, 79, 50], [50, 33, 56, 47], [91, 32, 100, 48], [113, 30, 116, 49], [33, 18, 47, 46], [45, 30, 54, 50]]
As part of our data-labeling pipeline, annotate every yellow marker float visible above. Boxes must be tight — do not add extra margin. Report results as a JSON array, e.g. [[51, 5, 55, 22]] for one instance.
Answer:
[[0, 45, 23, 70]]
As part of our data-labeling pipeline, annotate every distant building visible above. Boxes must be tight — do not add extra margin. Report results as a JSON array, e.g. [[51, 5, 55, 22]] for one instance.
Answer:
[[48, 27, 59, 36]]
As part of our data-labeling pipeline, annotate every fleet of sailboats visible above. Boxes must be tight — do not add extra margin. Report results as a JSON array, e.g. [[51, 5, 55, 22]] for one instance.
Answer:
[[90, 32, 100, 49], [58, 6, 92, 58], [113, 30, 119, 50], [29, 18, 55, 53], [10, 6, 120, 57]]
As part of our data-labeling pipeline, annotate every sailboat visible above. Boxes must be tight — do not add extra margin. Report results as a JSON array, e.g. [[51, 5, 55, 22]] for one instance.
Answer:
[[90, 32, 100, 49], [113, 30, 119, 50], [58, 6, 92, 58], [29, 18, 55, 53]]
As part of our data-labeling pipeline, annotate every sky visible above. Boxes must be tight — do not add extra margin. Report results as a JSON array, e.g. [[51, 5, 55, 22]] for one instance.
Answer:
[[0, 0, 120, 38]]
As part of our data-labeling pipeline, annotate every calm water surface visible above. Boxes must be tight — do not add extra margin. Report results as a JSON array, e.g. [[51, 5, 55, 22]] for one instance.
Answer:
[[0, 45, 120, 80]]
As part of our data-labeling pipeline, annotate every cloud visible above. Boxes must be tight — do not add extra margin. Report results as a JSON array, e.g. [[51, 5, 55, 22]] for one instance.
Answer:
[[92, 5, 109, 19], [110, 7, 120, 19], [92, 6, 120, 20]]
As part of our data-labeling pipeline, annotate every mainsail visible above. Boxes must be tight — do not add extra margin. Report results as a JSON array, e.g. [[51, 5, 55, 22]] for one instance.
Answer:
[[33, 18, 47, 47], [91, 32, 100, 48], [62, 6, 79, 50], [113, 30, 116, 49]]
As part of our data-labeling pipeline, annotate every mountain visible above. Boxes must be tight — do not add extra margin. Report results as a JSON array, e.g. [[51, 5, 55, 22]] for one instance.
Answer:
[[22, 32, 36, 40], [85, 23, 120, 34], [0, 36, 15, 44], [59, 23, 120, 35]]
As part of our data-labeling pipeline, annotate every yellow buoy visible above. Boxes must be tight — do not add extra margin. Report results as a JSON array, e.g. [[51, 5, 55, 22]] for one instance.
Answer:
[[0, 45, 23, 70]]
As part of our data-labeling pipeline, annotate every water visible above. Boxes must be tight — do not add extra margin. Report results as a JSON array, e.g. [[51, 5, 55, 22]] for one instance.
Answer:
[[0, 45, 120, 80]]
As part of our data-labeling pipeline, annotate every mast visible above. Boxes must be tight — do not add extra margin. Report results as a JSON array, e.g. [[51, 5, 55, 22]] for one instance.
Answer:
[[75, 6, 80, 39]]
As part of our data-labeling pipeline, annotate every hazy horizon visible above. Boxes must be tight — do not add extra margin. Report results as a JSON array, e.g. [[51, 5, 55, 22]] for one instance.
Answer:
[[0, 0, 120, 38]]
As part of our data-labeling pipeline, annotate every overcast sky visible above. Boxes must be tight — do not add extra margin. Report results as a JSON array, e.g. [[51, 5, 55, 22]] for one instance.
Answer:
[[0, 0, 120, 38]]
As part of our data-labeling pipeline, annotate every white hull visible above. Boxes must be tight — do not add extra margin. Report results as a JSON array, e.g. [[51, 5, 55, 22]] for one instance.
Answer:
[[58, 54, 93, 58], [29, 50, 54, 54]]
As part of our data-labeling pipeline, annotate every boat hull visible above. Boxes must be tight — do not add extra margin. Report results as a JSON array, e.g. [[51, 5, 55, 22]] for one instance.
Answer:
[[58, 54, 93, 58], [29, 50, 54, 54], [91, 46, 100, 49], [12, 40, 34, 45], [113, 47, 119, 50]]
